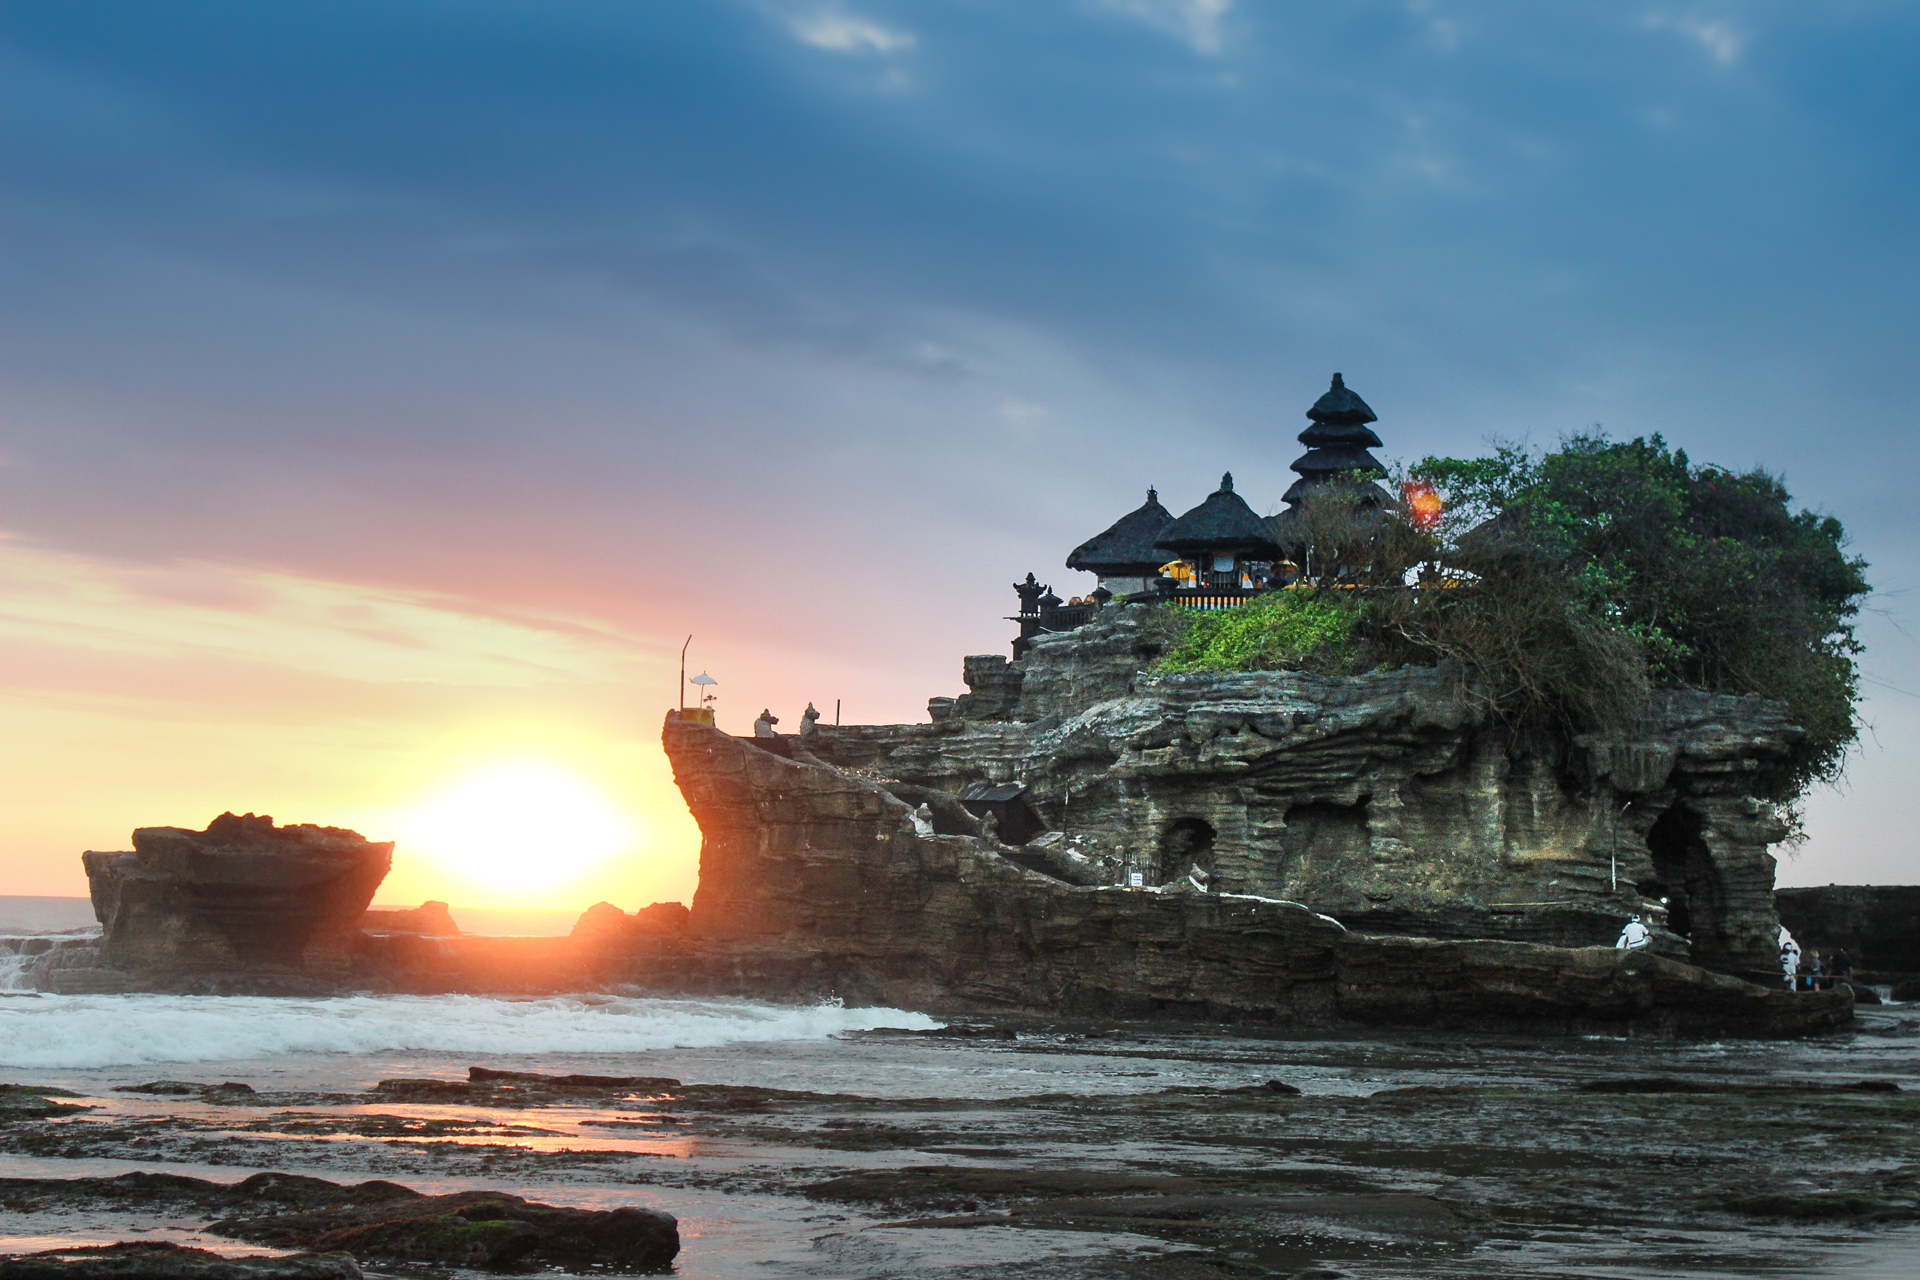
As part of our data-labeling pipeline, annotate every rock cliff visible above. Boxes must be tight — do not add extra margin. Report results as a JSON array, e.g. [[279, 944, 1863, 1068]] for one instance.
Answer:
[[663, 716, 1844, 1035], [804, 608, 1800, 976], [1776, 885, 1920, 978], [74, 813, 392, 992]]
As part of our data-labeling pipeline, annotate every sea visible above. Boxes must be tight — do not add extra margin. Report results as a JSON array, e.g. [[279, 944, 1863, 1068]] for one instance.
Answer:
[[3, 895, 1918, 1279]]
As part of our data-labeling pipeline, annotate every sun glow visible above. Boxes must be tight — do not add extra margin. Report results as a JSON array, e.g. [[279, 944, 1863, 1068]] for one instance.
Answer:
[[399, 761, 639, 891]]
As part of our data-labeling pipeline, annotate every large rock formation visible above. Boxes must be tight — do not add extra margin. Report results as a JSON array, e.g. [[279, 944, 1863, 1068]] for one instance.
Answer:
[[75, 813, 392, 991], [1776, 885, 1920, 978], [803, 608, 1800, 976], [664, 715, 1844, 1035]]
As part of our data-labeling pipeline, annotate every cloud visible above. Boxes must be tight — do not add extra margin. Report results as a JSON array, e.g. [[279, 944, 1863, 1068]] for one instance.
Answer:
[[789, 7, 916, 55], [0, 536, 644, 689], [1644, 11, 1747, 65], [1095, 0, 1234, 56]]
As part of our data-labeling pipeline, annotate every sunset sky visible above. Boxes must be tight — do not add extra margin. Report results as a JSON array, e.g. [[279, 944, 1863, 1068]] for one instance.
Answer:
[[3, 1, 1917, 910]]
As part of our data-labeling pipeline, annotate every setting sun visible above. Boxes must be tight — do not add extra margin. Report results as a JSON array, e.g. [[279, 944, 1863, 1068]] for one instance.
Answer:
[[398, 761, 639, 891]]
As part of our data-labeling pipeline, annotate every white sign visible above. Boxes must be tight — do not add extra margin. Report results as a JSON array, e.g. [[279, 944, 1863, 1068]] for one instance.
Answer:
[[1128, 871, 1145, 888]]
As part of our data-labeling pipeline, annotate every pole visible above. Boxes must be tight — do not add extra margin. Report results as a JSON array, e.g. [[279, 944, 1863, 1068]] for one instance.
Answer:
[[835, 699, 841, 726], [680, 635, 691, 712], [1610, 799, 1632, 894]]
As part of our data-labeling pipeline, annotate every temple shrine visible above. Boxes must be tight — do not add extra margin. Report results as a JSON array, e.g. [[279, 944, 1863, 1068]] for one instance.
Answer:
[[1014, 373, 1395, 651]]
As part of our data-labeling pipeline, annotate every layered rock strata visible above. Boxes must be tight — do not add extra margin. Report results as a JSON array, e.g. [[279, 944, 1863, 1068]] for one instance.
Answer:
[[802, 608, 1801, 975], [1776, 885, 1920, 978], [663, 717, 1844, 1035], [73, 813, 392, 991]]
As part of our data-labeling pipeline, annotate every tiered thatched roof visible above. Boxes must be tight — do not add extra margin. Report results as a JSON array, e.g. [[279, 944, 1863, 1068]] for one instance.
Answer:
[[1282, 372, 1390, 505]]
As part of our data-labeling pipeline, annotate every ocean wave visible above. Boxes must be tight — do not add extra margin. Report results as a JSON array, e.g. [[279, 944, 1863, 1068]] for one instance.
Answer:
[[0, 993, 940, 1069]]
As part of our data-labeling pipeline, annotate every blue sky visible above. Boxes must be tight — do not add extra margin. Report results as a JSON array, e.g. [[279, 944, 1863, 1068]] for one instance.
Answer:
[[1, 1, 1915, 896]]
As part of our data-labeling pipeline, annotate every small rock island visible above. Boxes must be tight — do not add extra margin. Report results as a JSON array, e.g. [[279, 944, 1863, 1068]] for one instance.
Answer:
[[48, 374, 1882, 1038]]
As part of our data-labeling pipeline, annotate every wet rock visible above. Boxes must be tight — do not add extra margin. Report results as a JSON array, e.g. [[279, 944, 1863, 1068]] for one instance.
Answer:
[[78, 813, 391, 990], [0, 1242, 362, 1279], [359, 901, 459, 936], [0, 1086, 91, 1119], [0, 1172, 676, 1275], [216, 1190, 679, 1272], [1575, 1077, 1901, 1095], [571, 901, 691, 941], [465, 1066, 682, 1089]]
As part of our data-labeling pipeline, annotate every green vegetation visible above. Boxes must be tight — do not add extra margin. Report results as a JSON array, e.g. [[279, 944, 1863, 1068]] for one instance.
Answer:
[[1156, 589, 1358, 674], [1407, 433, 1868, 793], [1153, 432, 1869, 799]]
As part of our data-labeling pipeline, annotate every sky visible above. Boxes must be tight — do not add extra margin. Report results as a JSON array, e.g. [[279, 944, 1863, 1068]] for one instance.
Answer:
[[2, 0, 1917, 911]]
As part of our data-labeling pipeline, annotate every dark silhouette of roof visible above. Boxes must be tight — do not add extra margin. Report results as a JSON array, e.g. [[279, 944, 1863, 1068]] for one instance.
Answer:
[[1066, 487, 1176, 575], [1284, 372, 1390, 506], [1305, 371, 1378, 428], [1156, 473, 1283, 558]]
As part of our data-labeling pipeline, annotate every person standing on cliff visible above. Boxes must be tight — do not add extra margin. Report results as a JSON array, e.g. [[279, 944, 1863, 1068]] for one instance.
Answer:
[[1615, 914, 1651, 951], [1834, 947, 1854, 984]]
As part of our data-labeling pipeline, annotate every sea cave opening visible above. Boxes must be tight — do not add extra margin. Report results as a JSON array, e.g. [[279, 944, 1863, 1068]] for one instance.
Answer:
[[1156, 817, 1217, 887], [1642, 806, 1712, 939]]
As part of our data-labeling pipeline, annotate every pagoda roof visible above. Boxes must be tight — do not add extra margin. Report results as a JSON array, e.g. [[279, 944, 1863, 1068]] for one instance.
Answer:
[[1290, 443, 1388, 480], [1306, 372, 1377, 427], [1279, 472, 1395, 508], [1066, 487, 1176, 575], [1155, 473, 1283, 558], [1283, 373, 1389, 506]]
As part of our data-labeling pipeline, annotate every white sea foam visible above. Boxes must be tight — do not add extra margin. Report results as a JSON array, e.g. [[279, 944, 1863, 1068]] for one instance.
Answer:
[[0, 993, 940, 1070], [0, 950, 32, 992]]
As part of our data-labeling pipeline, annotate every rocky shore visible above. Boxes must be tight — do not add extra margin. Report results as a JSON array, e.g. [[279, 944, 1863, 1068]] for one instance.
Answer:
[[2, 1024, 1917, 1278]]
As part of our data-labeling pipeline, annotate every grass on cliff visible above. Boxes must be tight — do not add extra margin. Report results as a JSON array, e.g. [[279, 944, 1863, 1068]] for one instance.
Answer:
[[1153, 589, 1360, 675]]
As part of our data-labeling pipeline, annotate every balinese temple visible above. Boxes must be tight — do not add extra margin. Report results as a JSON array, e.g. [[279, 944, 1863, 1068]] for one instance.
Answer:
[[1065, 487, 1175, 597], [1154, 472, 1283, 590], [1266, 371, 1395, 554], [1041, 372, 1395, 631]]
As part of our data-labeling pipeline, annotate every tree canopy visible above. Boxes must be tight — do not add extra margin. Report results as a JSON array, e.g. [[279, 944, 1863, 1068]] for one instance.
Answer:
[[1407, 434, 1867, 793], [1153, 432, 1869, 801]]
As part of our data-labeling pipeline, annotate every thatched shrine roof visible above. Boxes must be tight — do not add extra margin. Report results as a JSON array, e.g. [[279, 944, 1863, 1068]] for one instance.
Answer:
[[1066, 487, 1176, 575], [1156, 473, 1283, 558]]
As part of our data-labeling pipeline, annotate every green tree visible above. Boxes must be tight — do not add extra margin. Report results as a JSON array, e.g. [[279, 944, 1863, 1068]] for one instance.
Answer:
[[1410, 433, 1868, 793]]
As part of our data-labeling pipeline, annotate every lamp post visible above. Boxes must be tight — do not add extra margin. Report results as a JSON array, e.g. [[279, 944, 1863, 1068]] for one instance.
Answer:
[[679, 634, 692, 712]]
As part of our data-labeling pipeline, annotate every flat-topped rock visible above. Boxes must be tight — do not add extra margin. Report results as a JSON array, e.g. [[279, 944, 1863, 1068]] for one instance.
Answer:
[[81, 812, 392, 984]]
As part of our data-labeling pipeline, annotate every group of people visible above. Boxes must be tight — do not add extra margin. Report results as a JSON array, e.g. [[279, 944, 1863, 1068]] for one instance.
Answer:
[[1617, 915, 1856, 993], [1780, 927, 1852, 991]]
